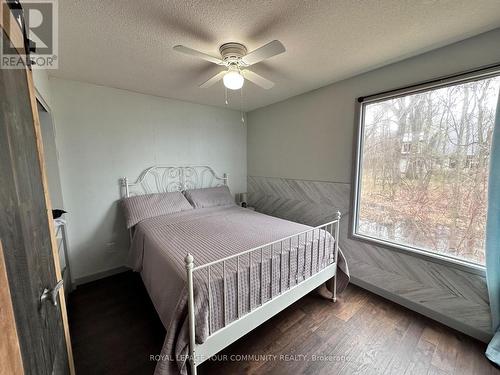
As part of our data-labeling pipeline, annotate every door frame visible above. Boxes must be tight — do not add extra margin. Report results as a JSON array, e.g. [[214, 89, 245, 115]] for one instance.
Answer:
[[0, 2, 75, 373], [0, 241, 24, 375]]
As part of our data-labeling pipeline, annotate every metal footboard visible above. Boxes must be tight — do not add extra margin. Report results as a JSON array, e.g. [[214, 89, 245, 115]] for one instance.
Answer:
[[185, 211, 341, 374]]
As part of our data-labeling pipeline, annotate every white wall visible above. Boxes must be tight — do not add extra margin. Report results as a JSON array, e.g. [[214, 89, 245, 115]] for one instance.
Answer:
[[33, 69, 52, 108], [248, 28, 500, 183], [50, 78, 247, 281]]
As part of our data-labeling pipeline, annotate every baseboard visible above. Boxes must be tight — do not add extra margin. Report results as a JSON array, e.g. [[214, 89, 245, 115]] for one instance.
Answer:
[[73, 266, 129, 288], [350, 276, 492, 343]]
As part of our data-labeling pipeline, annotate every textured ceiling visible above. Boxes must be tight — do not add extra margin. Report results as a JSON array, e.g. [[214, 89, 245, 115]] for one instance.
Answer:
[[51, 0, 500, 111]]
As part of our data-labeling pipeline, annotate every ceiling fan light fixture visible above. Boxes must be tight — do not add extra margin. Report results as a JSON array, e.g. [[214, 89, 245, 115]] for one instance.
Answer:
[[173, 40, 285, 92], [223, 70, 244, 90]]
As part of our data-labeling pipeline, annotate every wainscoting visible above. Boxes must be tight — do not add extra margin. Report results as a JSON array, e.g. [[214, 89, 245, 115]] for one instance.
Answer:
[[248, 175, 491, 342]]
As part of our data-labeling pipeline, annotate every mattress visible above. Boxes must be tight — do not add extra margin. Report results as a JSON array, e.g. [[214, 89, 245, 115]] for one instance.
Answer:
[[128, 205, 349, 374]]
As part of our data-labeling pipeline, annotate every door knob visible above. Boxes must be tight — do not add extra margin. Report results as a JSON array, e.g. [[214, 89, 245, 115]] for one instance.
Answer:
[[40, 280, 64, 306]]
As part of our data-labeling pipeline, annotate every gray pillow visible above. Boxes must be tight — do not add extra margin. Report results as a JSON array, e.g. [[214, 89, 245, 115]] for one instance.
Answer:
[[121, 191, 193, 228], [183, 186, 235, 209]]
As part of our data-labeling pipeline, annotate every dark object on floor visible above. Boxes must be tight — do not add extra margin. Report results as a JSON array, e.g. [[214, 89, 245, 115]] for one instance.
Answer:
[[69, 272, 164, 375], [68, 271, 499, 375], [52, 209, 67, 219]]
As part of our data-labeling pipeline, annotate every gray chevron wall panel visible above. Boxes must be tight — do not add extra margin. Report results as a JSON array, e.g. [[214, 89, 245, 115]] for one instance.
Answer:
[[248, 175, 491, 342]]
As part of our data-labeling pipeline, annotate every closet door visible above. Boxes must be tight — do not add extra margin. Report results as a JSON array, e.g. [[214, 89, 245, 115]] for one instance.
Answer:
[[0, 5, 74, 375]]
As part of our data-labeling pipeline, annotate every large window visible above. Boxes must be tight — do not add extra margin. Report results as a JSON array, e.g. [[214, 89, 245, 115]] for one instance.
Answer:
[[353, 71, 500, 266]]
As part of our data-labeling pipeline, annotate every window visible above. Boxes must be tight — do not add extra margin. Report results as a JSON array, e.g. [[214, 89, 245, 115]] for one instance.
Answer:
[[401, 142, 411, 154], [353, 71, 500, 266], [465, 154, 478, 169]]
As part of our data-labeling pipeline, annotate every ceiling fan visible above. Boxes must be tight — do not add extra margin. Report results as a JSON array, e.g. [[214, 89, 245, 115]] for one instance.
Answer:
[[173, 40, 285, 91]]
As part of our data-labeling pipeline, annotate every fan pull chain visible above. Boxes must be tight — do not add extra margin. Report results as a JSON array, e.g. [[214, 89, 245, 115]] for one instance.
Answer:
[[225, 87, 228, 105], [240, 87, 244, 123]]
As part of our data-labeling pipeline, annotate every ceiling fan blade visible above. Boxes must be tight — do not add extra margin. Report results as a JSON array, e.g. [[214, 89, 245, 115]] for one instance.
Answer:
[[199, 70, 226, 88], [173, 45, 224, 65], [241, 40, 285, 66], [242, 70, 274, 89]]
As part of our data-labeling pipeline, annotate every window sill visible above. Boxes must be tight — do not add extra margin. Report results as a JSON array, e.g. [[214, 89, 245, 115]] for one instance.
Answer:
[[350, 232, 486, 277]]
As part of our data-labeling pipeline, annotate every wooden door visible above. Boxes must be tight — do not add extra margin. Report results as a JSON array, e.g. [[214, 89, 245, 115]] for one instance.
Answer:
[[0, 4, 74, 375]]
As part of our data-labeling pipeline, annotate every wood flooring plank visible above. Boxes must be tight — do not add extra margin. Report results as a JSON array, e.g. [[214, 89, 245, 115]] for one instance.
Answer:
[[383, 319, 427, 374], [306, 297, 392, 375], [331, 286, 370, 322], [350, 305, 414, 375], [428, 365, 450, 375], [431, 329, 460, 373], [404, 336, 437, 375]]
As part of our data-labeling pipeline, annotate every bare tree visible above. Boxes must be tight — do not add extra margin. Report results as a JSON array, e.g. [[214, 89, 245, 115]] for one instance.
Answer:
[[359, 77, 500, 264]]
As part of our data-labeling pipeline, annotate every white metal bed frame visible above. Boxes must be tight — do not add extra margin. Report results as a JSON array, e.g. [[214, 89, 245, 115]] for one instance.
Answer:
[[121, 166, 340, 375]]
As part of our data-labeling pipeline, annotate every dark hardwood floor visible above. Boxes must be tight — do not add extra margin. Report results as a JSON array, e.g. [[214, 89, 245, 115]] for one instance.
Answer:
[[68, 271, 498, 375]]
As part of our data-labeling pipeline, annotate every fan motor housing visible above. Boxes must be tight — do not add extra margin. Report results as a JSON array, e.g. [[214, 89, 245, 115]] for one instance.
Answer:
[[219, 42, 247, 62]]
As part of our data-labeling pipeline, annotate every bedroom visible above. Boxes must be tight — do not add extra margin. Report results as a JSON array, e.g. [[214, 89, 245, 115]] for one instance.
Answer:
[[1, 0, 500, 374]]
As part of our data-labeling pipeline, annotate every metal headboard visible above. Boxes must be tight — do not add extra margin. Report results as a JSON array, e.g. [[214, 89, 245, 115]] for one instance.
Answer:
[[121, 165, 228, 198]]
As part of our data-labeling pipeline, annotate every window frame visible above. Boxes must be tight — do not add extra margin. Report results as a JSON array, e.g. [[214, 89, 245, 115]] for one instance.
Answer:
[[351, 64, 500, 275]]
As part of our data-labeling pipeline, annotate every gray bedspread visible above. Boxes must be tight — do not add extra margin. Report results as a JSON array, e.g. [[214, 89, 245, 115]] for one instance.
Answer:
[[128, 205, 349, 375]]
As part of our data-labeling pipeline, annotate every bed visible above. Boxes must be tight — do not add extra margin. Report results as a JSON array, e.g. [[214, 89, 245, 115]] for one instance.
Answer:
[[120, 166, 349, 375]]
